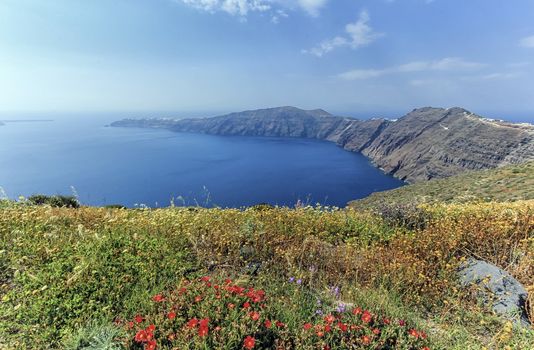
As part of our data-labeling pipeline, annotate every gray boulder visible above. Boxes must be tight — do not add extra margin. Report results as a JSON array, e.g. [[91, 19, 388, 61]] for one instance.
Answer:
[[458, 258, 530, 327]]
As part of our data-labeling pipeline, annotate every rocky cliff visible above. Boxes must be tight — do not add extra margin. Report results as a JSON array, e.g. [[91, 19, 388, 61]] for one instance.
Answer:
[[111, 106, 534, 183]]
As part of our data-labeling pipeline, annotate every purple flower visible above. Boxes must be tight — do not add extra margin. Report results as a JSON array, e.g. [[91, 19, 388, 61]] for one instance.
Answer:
[[336, 303, 346, 313], [316, 298, 322, 305], [330, 286, 340, 298], [289, 277, 295, 283], [296, 279, 302, 285], [315, 309, 323, 315]]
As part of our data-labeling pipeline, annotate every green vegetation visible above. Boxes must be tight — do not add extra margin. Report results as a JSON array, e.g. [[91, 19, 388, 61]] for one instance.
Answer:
[[0, 200, 532, 349], [27, 194, 80, 208], [350, 161, 534, 210]]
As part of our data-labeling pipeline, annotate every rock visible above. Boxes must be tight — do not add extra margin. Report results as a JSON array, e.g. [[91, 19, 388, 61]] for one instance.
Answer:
[[458, 258, 530, 327]]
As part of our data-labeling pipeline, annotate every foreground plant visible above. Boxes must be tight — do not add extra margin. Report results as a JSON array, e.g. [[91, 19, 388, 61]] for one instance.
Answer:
[[120, 276, 431, 349]]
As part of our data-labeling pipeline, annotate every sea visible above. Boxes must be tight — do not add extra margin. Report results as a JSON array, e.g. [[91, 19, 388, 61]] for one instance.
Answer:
[[1, 111, 406, 208]]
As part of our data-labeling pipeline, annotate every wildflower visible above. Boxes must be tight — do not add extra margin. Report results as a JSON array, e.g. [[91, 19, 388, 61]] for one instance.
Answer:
[[152, 294, 165, 302], [337, 322, 348, 332], [324, 314, 335, 324], [134, 330, 149, 343], [225, 278, 232, 285], [228, 303, 236, 309], [199, 318, 209, 328], [187, 318, 199, 328], [408, 329, 419, 338], [134, 315, 144, 323], [336, 303, 346, 313], [289, 277, 295, 283], [315, 309, 324, 316], [194, 295, 202, 303], [146, 340, 157, 350], [352, 307, 362, 315], [422, 347, 430, 350], [243, 336, 256, 349], [296, 279, 302, 285], [198, 326, 208, 337], [167, 311, 176, 320], [249, 311, 260, 321], [264, 319, 272, 328], [324, 324, 331, 333], [215, 326, 222, 331], [243, 302, 251, 309], [128, 321, 134, 329], [147, 324, 156, 332], [398, 319, 406, 327], [383, 318, 391, 325], [361, 335, 371, 345], [303, 323, 312, 330], [361, 311, 372, 323], [201, 276, 210, 282], [316, 331, 324, 337], [372, 328, 380, 335], [275, 321, 285, 328]]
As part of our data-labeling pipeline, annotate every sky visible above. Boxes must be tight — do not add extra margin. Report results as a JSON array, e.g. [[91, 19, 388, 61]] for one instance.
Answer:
[[1, 0, 534, 118]]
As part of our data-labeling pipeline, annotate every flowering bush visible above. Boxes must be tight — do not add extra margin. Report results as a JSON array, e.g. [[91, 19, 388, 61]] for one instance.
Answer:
[[121, 276, 431, 349]]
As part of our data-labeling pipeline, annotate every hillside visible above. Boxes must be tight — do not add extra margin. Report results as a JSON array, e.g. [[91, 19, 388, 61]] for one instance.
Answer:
[[0, 200, 532, 349], [111, 106, 534, 183], [350, 161, 534, 209]]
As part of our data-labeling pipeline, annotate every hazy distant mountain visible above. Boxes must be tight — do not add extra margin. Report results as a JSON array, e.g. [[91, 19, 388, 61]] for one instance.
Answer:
[[111, 106, 534, 183]]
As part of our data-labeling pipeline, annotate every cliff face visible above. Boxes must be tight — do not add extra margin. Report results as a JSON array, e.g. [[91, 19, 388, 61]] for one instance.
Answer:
[[111, 106, 534, 183]]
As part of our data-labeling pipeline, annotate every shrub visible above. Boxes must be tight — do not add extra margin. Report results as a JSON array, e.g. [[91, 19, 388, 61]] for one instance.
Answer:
[[28, 194, 80, 208]]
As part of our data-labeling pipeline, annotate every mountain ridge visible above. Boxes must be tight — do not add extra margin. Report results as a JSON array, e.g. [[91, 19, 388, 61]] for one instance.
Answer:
[[110, 106, 534, 183]]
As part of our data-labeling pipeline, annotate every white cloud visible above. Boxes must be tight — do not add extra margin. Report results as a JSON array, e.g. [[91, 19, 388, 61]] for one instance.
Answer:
[[178, 0, 271, 16], [338, 57, 486, 80], [297, 0, 328, 17], [519, 35, 534, 48], [304, 11, 383, 57]]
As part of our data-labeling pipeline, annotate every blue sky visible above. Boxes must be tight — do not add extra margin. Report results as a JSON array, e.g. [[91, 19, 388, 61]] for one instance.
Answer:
[[1, 0, 534, 117]]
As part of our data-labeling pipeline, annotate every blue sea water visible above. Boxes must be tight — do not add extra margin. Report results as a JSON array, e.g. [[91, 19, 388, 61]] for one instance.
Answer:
[[0, 113, 404, 208]]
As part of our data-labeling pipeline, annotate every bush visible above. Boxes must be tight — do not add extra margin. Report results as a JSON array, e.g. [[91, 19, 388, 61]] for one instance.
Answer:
[[28, 194, 80, 208]]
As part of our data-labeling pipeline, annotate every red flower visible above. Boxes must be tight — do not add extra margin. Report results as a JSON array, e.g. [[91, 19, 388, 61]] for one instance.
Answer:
[[215, 326, 222, 331], [275, 321, 285, 328], [352, 307, 362, 315], [383, 318, 391, 325], [243, 336, 256, 349], [152, 294, 165, 302], [324, 314, 335, 324], [303, 323, 312, 330], [194, 295, 202, 303], [264, 319, 272, 328], [398, 319, 406, 326], [324, 347, 331, 350], [199, 318, 209, 328], [134, 330, 148, 343], [420, 331, 428, 339], [372, 328, 380, 335], [316, 331, 324, 337], [145, 340, 157, 350], [361, 335, 371, 345], [324, 324, 331, 333], [198, 326, 209, 337], [249, 311, 260, 321], [128, 321, 134, 329], [228, 303, 236, 309], [409, 329, 419, 338], [167, 311, 176, 320], [243, 302, 251, 309], [147, 324, 155, 333], [337, 322, 348, 332], [201, 276, 211, 282], [187, 318, 199, 328], [422, 347, 430, 350], [134, 315, 144, 324], [361, 311, 372, 323], [225, 278, 232, 285]]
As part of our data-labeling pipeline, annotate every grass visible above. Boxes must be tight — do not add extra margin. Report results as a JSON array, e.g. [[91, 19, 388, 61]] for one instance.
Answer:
[[349, 161, 534, 210], [0, 201, 533, 349]]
